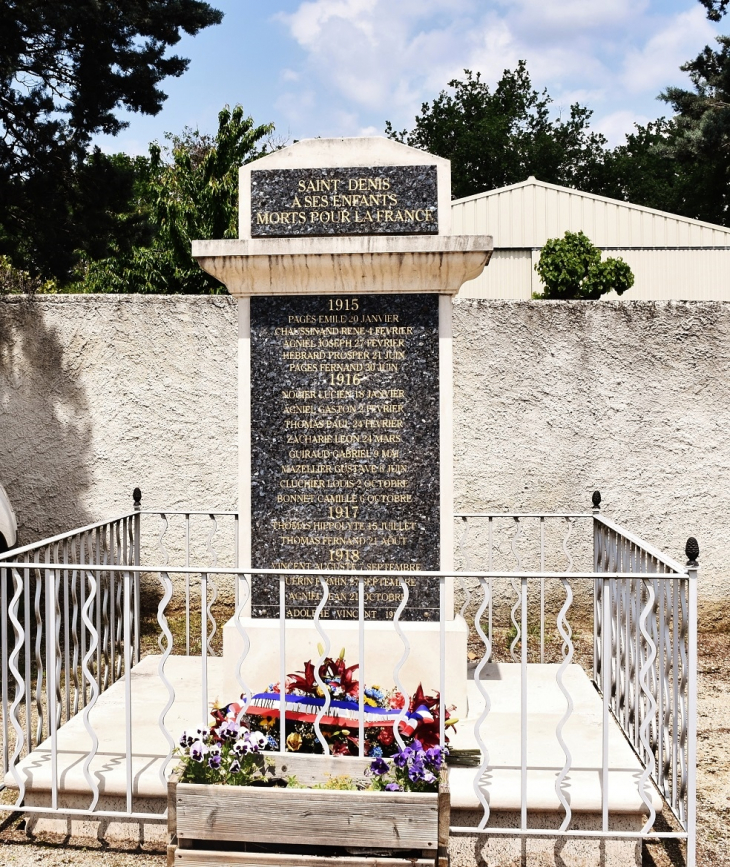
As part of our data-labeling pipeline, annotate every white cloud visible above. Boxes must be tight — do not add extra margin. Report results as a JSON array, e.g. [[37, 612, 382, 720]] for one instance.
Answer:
[[272, 0, 722, 141], [275, 0, 477, 119], [500, 0, 647, 36], [593, 110, 652, 146], [620, 7, 715, 95]]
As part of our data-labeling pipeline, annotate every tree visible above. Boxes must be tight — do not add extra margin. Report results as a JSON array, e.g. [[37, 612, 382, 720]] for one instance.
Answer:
[[699, 0, 729, 21], [386, 64, 608, 200], [650, 36, 730, 225], [534, 231, 634, 300], [592, 0, 730, 225], [80, 105, 274, 294], [0, 0, 223, 279]]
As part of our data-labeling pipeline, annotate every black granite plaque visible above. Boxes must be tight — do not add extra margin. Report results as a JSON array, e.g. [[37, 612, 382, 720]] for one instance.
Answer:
[[250, 166, 438, 237], [250, 293, 440, 620]]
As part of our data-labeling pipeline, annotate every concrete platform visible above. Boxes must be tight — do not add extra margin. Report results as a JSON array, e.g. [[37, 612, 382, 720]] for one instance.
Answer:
[[3, 656, 656, 864], [3, 655, 227, 844], [449, 663, 662, 815]]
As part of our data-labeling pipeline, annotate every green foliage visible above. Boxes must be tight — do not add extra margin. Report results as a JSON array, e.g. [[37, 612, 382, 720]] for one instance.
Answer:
[[699, 0, 729, 21], [0, 256, 57, 296], [386, 64, 608, 200], [534, 232, 634, 300], [311, 775, 359, 790], [78, 106, 274, 294], [0, 0, 222, 280]]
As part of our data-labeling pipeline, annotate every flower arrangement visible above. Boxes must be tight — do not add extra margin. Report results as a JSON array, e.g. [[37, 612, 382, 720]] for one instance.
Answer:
[[175, 649, 455, 789], [176, 719, 271, 785], [368, 740, 445, 793], [240, 649, 455, 757]]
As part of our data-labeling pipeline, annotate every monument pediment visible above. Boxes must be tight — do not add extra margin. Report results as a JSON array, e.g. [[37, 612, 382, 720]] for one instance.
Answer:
[[239, 136, 454, 239]]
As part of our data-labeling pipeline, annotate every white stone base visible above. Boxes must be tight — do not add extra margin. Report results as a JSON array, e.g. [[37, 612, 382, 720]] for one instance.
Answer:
[[221, 615, 469, 711]]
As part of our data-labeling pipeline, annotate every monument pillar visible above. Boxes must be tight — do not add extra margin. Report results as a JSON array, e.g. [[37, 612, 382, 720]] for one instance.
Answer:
[[193, 137, 492, 710]]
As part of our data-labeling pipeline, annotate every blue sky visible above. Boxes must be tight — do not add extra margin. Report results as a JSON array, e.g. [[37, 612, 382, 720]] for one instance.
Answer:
[[93, 0, 725, 156]]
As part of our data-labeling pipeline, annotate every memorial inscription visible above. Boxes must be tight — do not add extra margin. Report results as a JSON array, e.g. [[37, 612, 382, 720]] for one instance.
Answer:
[[250, 166, 438, 237], [250, 293, 440, 620]]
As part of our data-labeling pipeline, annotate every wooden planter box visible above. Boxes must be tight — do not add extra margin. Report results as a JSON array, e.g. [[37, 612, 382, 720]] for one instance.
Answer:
[[168, 754, 449, 867]]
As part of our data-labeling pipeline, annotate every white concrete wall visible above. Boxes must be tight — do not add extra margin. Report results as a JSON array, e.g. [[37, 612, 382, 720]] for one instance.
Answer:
[[458, 247, 730, 301], [0, 295, 238, 544], [1, 295, 727, 622]]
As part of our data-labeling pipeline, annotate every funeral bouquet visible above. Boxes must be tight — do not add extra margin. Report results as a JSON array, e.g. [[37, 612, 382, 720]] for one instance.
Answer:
[[236, 648, 455, 757]]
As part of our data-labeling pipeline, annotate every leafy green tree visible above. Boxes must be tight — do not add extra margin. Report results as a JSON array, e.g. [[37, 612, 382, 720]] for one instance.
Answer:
[[593, 0, 730, 225], [0, 0, 223, 280], [699, 0, 729, 21], [80, 106, 274, 294], [534, 231, 634, 300], [0, 256, 57, 296], [649, 36, 730, 225], [386, 64, 608, 200]]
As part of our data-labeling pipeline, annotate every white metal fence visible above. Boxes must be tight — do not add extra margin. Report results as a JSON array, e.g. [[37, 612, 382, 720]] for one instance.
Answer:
[[0, 495, 697, 864]]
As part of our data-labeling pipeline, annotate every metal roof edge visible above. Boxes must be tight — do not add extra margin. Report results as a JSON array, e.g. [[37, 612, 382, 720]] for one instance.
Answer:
[[451, 177, 730, 236]]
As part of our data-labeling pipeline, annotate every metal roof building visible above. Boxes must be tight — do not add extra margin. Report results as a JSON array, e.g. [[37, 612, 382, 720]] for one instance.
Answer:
[[452, 177, 730, 300]]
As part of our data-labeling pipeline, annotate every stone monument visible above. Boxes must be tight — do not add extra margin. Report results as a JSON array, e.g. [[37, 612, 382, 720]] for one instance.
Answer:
[[192, 137, 492, 708]]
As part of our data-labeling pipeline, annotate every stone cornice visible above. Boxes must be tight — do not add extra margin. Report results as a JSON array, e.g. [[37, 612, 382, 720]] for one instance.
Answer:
[[191, 235, 493, 297]]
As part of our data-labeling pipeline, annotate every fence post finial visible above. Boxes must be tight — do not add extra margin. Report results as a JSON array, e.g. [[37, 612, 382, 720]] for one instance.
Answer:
[[591, 490, 601, 512], [133, 487, 142, 511], [685, 536, 699, 568]]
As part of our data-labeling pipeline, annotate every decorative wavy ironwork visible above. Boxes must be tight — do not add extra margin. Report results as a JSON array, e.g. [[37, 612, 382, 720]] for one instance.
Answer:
[[392, 577, 411, 752], [80, 571, 100, 811], [7, 568, 26, 805], [158, 514, 169, 566], [33, 564, 44, 746], [206, 575, 218, 657], [554, 576, 574, 831], [509, 518, 523, 662], [234, 574, 252, 722], [312, 576, 331, 753], [473, 576, 492, 830], [156, 571, 176, 786], [638, 579, 658, 833]]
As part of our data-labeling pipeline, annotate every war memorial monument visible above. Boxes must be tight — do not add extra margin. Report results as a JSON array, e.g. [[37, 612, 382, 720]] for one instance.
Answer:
[[193, 137, 492, 704]]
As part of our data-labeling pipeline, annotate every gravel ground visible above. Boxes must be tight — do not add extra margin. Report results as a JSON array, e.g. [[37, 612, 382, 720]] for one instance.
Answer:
[[1, 632, 728, 867]]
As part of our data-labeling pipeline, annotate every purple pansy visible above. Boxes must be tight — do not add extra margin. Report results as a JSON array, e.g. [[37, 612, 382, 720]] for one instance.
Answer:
[[190, 740, 207, 763], [370, 757, 389, 776]]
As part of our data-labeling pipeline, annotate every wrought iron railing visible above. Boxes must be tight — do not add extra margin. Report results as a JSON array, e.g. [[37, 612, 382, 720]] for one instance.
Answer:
[[593, 508, 697, 836], [0, 492, 698, 865]]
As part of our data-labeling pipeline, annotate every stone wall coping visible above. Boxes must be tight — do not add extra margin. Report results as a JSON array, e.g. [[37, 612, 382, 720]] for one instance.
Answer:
[[192, 235, 492, 258], [192, 235, 493, 297]]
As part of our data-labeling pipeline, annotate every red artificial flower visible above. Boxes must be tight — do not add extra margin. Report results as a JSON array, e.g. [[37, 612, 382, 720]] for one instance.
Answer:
[[413, 719, 442, 750], [288, 661, 318, 695], [389, 691, 405, 709], [320, 656, 360, 697], [406, 683, 453, 749], [378, 727, 395, 746]]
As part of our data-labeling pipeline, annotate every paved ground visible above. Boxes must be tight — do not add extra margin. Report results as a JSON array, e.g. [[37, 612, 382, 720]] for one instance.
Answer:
[[1, 632, 728, 866]]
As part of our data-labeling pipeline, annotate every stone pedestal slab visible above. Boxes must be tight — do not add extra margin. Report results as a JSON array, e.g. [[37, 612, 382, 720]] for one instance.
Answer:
[[221, 614, 469, 711]]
